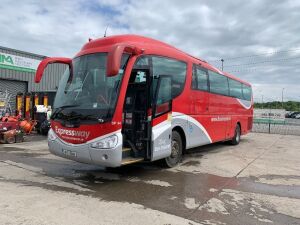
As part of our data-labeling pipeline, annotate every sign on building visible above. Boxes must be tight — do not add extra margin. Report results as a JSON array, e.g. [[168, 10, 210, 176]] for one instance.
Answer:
[[0, 52, 41, 73]]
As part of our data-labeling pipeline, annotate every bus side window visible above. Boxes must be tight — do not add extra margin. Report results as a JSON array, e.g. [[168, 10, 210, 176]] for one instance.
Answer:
[[242, 84, 252, 101], [152, 56, 187, 99], [208, 70, 229, 96], [191, 67, 197, 89], [192, 66, 209, 91], [228, 78, 243, 99]]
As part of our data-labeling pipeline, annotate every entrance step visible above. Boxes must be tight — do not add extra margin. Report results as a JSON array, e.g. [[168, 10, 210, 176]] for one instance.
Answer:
[[121, 157, 144, 166], [122, 147, 132, 158]]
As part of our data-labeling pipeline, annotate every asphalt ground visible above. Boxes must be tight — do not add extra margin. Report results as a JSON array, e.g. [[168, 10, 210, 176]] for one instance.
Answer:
[[0, 133, 299, 225]]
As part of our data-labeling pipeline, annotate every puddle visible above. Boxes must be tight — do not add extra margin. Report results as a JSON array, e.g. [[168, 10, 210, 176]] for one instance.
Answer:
[[181, 160, 201, 167]]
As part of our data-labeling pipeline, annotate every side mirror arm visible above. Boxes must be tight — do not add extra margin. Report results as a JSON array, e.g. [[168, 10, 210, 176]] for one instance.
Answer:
[[35, 57, 72, 83], [106, 44, 143, 76]]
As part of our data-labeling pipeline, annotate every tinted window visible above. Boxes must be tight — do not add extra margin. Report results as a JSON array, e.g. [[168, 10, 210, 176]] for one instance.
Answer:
[[134, 56, 150, 67], [228, 79, 243, 99], [156, 77, 172, 105], [208, 70, 229, 96], [242, 84, 252, 101], [152, 57, 187, 98], [192, 65, 209, 91]]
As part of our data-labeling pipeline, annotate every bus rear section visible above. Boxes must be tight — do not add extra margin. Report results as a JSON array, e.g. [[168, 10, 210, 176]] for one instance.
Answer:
[[188, 65, 253, 147]]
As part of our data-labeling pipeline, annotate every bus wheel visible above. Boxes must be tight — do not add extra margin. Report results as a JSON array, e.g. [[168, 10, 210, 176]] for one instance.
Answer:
[[163, 131, 182, 168], [230, 124, 241, 145]]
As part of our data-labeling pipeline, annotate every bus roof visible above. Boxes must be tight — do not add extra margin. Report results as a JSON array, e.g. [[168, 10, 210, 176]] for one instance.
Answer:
[[80, 34, 251, 87]]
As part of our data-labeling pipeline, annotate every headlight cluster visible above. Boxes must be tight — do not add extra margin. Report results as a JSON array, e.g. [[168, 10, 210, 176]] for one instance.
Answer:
[[90, 135, 118, 149]]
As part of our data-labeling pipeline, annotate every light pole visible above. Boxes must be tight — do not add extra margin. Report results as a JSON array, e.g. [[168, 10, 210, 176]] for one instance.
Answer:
[[261, 95, 264, 109], [281, 88, 285, 109], [221, 59, 224, 71]]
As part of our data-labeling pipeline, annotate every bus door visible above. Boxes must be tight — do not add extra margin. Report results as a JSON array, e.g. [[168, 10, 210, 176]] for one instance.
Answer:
[[123, 68, 151, 158], [151, 75, 173, 161]]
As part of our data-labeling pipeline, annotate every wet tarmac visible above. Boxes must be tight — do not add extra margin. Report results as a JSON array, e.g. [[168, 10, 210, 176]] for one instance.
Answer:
[[0, 133, 300, 225]]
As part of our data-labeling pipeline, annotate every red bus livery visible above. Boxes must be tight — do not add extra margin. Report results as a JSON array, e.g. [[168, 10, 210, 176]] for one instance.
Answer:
[[35, 35, 253, 167]]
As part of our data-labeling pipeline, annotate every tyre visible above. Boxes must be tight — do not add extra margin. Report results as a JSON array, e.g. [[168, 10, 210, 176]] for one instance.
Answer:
[[5, 136, 16, 144], [230, 124, 241, 145], [163, 131, 183, 168]]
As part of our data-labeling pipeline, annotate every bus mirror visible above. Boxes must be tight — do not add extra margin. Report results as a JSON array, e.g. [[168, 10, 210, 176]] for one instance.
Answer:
[[106, 44, 143, 77], [35, 57, 72, 83]]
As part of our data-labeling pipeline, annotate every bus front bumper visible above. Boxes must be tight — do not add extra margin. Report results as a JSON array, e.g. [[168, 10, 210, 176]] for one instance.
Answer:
[[47, 129, 123, 167]]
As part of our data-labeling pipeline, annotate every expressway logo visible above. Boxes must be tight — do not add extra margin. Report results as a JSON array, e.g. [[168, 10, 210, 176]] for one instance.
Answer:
[[55, 126, 90, 139]]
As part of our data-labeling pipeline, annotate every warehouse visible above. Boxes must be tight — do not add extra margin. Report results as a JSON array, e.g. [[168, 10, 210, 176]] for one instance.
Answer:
[[0, 46, 66, 115]]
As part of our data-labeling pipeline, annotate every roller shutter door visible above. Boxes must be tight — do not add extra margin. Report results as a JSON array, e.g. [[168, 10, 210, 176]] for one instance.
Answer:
[[0, 79, 27, 113]]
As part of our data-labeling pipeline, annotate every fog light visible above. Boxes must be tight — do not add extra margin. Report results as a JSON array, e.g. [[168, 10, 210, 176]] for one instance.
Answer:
[[102, 154, 108, 160]]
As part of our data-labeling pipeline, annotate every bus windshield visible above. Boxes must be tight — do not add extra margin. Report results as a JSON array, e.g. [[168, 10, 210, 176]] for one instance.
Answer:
[[53, 53, 129, 123]]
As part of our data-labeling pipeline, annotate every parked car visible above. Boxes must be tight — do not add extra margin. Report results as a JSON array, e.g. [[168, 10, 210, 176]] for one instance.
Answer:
[[285, 112, 295, 118], [290, 112, 300, 118], [295, 114, 300, 119]]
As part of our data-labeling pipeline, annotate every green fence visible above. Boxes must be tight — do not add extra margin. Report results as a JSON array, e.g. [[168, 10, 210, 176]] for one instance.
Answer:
[[252, 118, 300, 135]]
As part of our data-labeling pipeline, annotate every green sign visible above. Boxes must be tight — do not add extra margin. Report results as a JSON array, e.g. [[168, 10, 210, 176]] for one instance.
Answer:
[[0, 52, 41, 73]]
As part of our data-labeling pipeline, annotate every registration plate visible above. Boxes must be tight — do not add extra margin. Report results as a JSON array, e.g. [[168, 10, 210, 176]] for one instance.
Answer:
[[62, 149, 77, 157]]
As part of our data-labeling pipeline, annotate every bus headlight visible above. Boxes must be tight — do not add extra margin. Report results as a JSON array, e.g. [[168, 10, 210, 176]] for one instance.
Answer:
[[90, 135, 118, 149], [48, 129, 57, 141]]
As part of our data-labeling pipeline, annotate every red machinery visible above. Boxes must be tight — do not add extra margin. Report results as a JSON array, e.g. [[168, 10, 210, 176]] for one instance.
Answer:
[[0, 116, 24, 144], [19, 119, 37, 134]]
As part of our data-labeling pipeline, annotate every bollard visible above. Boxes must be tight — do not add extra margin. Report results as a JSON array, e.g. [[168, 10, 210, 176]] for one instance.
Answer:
[[43, 93, 48, 107], [24, 93, 31, 120], [16, 92, 23, 117]]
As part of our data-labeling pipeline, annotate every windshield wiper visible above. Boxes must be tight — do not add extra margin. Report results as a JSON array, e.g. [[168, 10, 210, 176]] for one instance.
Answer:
[[51, 104, 80, 119], [84, 115, 105, 123], [66, 114, 105, 123], [83, 114, 106, 123]]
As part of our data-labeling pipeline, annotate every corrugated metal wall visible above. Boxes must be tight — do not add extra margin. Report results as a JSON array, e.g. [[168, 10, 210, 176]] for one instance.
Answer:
[[0, 79, 27, 113], [0, 46, 67, 92]]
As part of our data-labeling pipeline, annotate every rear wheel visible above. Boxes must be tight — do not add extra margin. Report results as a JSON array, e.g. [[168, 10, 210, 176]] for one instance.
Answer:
[[163, 131, 182, 168], [230, 124, 241, 145]]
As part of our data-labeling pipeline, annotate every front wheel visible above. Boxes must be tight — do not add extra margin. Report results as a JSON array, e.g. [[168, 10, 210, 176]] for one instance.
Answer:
[[163, 131, 182, 168], [230, 124, 241, 145]]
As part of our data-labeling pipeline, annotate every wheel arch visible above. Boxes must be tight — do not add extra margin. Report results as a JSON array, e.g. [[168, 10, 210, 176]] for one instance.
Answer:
[[172, 126, 186, 154], [237, 121, 241, 129]]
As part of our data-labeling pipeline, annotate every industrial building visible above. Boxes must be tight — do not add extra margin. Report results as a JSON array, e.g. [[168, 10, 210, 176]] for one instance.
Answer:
[[0, 46, 66, 113]]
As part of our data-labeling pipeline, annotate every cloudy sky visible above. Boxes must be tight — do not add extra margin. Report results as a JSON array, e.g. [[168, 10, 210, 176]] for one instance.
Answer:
[[1, 0, 299, 102]]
